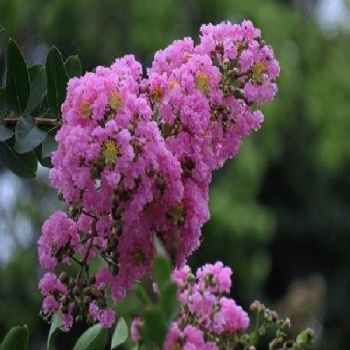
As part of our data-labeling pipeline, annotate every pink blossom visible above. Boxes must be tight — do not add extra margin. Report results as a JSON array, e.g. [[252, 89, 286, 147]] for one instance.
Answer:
[[61, 312, 73, 332], [88, 302, 115, 328], [39, 19, 279, 331], [100, 309, 116, 328], [42, 295, 59, 314], [38, 211, 79, 270], [220, 297, 250, 331], [39, 272, 68, 296], [131, 317, 144, 342]]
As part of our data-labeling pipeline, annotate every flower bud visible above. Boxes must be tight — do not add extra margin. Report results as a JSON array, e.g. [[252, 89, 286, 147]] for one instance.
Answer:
[[52, 289, 60, 299], [61, 295, 70, 306], [69, 278, 76, 289], [258, 326, 266, 336], [97, 298, 107, 309], [271, 310, 278, 322], [73, 286, 82, 296], [78, 279, 87, 288], [62, 304, 70, 314], [86, 314, 95, 325], [127, 124, 134, 134], [83, 296, 91, 306], [59, 271, 68, 284], [83, 287, 91, 296], [91, 285, 97, 297]]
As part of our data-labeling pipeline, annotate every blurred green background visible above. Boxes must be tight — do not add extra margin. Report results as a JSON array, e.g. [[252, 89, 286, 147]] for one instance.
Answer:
[[1, 0, 350, 348]]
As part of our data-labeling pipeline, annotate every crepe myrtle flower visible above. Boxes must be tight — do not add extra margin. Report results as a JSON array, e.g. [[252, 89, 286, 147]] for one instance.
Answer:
[[38, 20, 279, 330]]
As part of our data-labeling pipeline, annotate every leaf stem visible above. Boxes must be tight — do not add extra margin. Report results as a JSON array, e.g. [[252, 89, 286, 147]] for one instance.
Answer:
[[3, 117, 61, 127]]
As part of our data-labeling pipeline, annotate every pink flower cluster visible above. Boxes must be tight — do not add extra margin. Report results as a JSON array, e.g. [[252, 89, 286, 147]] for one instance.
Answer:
[[132, 262, 249, 349], [38, 20, 279, 330]]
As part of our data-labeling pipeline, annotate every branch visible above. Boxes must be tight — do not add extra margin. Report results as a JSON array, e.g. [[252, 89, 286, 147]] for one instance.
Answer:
[[76, 220, 97, 282], [3, 117, 62, 127]]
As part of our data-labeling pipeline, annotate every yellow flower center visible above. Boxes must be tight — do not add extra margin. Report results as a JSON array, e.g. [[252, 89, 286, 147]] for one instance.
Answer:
[[109, 92, 122, 110], [151, 86, 163, 103], [236, 41, 247, 53], [195, 72, 209, 94], [169, 80, 177, 90], [81, 100, 92, 117], [102, 139, 119, 164], [170, 342, 183, 350], [183, 54, 191, 62], [170, 202, 185, 225], [252, 61, 266, 83], [131, 248, 146, 266]]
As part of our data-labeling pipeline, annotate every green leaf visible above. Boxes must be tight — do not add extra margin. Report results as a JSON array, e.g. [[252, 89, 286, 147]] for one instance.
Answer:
[[141, 307, 167, 348], [153, 255, 172, 291], [35, 145, 52, 168], [296, 328, 314, 346], [0, 325, 29, 350], [40, 95, 50, 114], [73, 324, 108, 350], [0, 120, 14, 142], [46, 313, 61, 350], [46, 46, 68, 116], [0, 136, 37, 178], [6, 39, 30, 113], [24, 65, 47, 114], [153, 236, 167, 256], [65, 55, 82, 78], [160, 282, 179, 321], [111, 317, 128, 349], [15, 115, 47, 153], [132, 285, 152, 306], [28, 64, 43, 82], [0, 25, 8, 47], [0, 87, 7, 112], [42, 129, 58, 159]]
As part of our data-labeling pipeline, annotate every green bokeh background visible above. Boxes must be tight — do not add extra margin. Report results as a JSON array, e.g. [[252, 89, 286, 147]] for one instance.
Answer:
[[1, 0, 350, 348]]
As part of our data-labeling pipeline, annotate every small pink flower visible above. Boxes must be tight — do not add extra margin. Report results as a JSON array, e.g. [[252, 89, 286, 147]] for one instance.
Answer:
[[131, 317, 144, 342], [100, 309, 115, 328]]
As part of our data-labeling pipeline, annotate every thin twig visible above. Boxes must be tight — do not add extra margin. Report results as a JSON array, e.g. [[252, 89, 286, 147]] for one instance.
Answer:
[[3, 117, 61, 127], [82, 210, 97, 219], [76, 219, 97, 281]]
